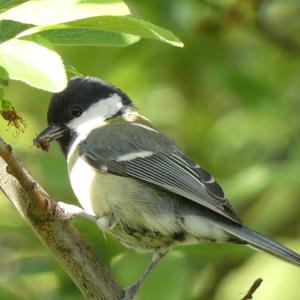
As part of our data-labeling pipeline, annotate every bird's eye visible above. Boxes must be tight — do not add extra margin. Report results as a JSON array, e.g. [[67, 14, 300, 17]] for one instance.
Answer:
[[70, 105, 82, 117]]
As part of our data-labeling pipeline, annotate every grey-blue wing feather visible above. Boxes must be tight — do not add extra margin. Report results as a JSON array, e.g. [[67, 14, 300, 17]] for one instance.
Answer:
[[79, 123, 241, 224]]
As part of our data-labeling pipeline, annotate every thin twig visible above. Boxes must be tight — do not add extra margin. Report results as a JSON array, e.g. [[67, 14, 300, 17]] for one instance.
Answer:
[[241, 278, 263, 300], [0, 136, 123, 300]]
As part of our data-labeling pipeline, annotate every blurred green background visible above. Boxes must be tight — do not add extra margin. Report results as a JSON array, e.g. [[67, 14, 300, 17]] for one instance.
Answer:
[[1, 0, 300, 299]]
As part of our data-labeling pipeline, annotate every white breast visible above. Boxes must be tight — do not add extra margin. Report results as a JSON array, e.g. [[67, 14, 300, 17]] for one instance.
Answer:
[[68, 155, 152, 221], [68, 156, 98, 215], [68, 154, 182, 235], [68, 155, 135, 217]]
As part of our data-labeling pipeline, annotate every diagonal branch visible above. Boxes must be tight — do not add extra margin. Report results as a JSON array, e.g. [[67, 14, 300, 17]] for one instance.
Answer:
[[0, 136, 123, 300]]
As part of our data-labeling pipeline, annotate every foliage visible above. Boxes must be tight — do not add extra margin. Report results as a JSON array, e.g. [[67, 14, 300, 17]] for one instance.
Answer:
[[1, 0, 300, 300], [0, 0, 182, 92]]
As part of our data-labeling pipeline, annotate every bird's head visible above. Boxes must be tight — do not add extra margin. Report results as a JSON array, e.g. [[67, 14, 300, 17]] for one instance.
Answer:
[[34, 76, 133, 154]]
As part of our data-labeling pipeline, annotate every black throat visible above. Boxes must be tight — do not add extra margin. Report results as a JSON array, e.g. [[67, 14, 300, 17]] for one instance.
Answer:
[[57, 129, 78, 157]]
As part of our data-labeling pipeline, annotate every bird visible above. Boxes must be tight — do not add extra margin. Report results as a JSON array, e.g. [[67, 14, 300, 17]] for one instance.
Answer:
[[34, 76, 300, 300]]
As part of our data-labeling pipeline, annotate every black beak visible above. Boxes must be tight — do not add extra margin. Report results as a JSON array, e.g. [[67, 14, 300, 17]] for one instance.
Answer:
[[34, 124, 68, 147]]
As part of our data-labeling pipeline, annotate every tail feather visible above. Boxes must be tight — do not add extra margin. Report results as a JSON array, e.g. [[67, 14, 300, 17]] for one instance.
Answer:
[[219, 222, 300, 266]]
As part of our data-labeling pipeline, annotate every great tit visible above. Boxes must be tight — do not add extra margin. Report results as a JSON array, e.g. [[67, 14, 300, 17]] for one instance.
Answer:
[[34, 77, 300, 300]]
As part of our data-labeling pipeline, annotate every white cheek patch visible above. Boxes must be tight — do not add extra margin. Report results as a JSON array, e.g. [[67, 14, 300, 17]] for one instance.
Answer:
[[67, 93, 123, 135], [116, 151, 153, 162]]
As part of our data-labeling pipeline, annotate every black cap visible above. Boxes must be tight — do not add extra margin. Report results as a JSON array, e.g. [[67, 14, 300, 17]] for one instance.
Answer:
[[47, 76, 132, 126]]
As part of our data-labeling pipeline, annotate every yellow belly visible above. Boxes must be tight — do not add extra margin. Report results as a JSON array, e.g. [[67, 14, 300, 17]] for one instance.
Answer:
[[68, 154, 228, 250], [68, 155, 181, 236]]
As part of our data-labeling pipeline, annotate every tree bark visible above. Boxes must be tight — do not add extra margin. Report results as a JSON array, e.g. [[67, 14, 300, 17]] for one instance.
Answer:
[[0, 137, 123, 300]]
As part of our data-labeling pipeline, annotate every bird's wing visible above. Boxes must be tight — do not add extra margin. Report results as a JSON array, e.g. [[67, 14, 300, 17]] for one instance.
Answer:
[[79, 122, 241, 224]]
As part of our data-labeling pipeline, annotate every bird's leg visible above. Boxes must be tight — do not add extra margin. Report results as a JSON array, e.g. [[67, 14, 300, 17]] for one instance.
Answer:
[[57, 202, 116, 230], [122, 250, 168, 300]]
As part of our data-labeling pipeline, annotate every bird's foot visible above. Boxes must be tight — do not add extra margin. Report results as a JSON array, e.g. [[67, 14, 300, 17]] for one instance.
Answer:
[[122, 284, 140, 300], [56, 202, 97, 222], [57, 202, 82, 219], [121, 250, 168, 300]]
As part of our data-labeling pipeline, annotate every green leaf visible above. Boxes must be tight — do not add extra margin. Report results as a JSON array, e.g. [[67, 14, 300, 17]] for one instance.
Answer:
[[0, 39, 67, 92], [0, 20, 32, 43], [1, 1, 183, 47], [0, 65, 9, 86], [0, 0, 28, 13], [72, 15, 184, 47], [20, 31, 57, 50], [0, 0, 130, 25], [0, 64, 8, 79], [21, 15, 184, 47], [24, 28, 140, 47]]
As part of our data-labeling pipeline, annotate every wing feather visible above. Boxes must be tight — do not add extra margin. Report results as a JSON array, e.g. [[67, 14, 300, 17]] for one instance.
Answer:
[[79, 123, 241, 224]]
